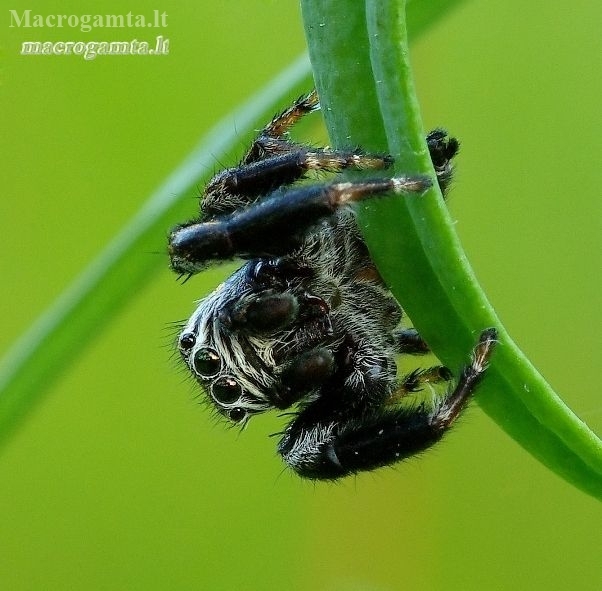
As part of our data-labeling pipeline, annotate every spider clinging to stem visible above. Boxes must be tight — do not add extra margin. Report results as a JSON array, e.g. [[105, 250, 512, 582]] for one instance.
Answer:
[[168, 90, 497, 479]]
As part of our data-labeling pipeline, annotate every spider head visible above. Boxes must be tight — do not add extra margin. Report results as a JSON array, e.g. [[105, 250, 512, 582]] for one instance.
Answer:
[[176, 268, 278, 423]]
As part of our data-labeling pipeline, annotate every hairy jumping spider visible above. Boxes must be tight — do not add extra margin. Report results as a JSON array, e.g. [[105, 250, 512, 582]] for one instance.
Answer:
[[169, 90, 497, 480]]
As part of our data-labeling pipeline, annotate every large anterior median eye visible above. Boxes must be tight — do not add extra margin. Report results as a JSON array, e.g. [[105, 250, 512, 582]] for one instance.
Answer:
[[192, 347, 221, 378], [211, 376, 242, 404]]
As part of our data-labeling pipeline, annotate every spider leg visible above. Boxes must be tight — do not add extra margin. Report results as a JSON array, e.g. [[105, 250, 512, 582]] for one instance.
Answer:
[[204, 128, 457, 217], [242, 90, 319, 163], [427, 128, 459, 196], [393, 328, 430, 355], [236, 126, 454, 201], [201, 91, 458, 218], [170, 175, 430, 274], [389, 366, 453, 401], [201, 148, 393, 217], [263, 90, 319, 138], [204, 91, 324, 217], [278, 328, 497, 479]]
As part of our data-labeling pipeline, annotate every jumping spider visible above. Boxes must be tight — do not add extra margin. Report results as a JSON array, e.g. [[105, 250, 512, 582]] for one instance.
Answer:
[[169, 90, 497, 480]]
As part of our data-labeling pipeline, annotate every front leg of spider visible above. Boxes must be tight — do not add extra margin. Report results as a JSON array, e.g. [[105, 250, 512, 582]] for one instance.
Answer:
[[169, 175, 430, 274], [278, 329, 497, 480]]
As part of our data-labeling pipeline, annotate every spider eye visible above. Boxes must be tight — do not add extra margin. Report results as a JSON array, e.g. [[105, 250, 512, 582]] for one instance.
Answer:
[[193, 347, 221, 378], [228, 407, 247, 423], [179, 332, 196, 351], [211, 376, 242, 404]]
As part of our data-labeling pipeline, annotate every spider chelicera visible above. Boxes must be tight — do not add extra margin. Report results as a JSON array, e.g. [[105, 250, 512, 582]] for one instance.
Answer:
[[168, 90, 497, 480]]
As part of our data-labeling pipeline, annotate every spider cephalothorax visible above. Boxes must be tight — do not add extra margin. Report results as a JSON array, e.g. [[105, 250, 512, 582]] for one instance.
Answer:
[[169, 90, 496, 480]]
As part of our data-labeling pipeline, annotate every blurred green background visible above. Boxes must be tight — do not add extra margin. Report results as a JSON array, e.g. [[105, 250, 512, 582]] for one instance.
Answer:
[[1, 1, 601, 590]]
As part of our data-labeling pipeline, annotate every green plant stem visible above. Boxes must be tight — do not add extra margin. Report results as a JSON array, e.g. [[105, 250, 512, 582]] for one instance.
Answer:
[[300, 0, 602, 498]]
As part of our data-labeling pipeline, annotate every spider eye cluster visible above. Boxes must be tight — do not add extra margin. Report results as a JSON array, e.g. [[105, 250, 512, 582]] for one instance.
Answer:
[[178, 331, 249, 423]]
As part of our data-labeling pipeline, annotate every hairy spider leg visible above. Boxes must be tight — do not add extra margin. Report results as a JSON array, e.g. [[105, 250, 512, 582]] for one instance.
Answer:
[[242, 90, 319, 164], [200, 93, 457, 218], [390, 366, 454, 401], [201, 147, 394, 218], [203, 127, 457, 217], [277, 328, 497, 479], [393, 328, 431, 354], [426, 128, 459, 195], [211, 149, 394, 201], [170, 176, 431, 273]]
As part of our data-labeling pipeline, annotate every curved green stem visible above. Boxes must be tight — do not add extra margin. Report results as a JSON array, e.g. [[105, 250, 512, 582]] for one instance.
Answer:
[[300, 0, 602, 499]]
